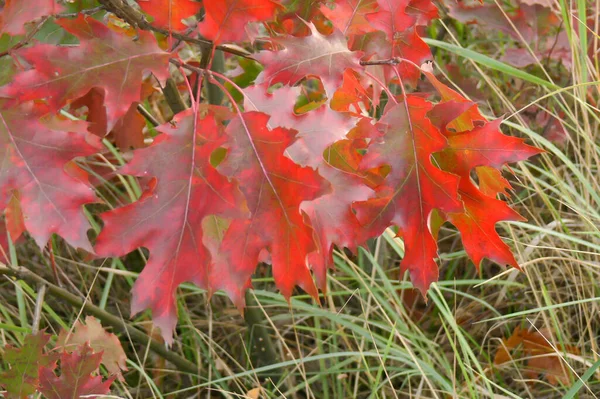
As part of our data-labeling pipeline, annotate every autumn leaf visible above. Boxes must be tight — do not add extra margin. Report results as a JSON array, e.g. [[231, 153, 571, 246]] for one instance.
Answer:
[[57, 316, 128, 381], [495, 326, 579, 385], [255, 22, 363, 96], [243, 84, 359, 168], [320, 0, 379, 38], [353, 96, 462, 295], [198, 0, 280, 44], [95, 107, 247, 344], [302, 137, 374, 289], [211, 111, 329, 307], [365, 0, 416, 41], [428, 75, 541, 270], [137, 0, 203, 32], [0, 15, 170, 129], [0, 101, 100, 250], [0, 332, 54, 399], [39, 343, 114, 399], [0, 0, 60, 35]]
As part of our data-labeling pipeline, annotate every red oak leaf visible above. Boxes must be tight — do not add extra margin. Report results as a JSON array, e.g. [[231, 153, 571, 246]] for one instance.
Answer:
[[436, 119, 541, 268], [440, 119, 542, 174], [366, 0, 416, 41], [255, 22, 363, 95], [446, 179, 525, 268], [353, 96, 462, 295], [0, 0, 60, 35], [320, 0, 378, 38], [407, 0, 439, 26], [0, 101, 99, 251], [302, 137, 374, 289], [138, 0, 203, 32], [0, 15, 170, 129], [95, 107, 246, 344], [211, 112, 329, 307], [38, 344, 114, 399], [198, 0, 279, 44], [243, 84, 358, 168]]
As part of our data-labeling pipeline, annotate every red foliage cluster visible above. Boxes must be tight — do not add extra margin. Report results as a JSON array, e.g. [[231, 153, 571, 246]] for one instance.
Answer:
[[0, 0, 540, 342]]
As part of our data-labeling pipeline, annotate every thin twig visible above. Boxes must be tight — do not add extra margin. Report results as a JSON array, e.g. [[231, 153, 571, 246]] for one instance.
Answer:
[[0, 264, 198, 375], [55, 6, 105, 19], [97, 0, 252, 59], [136, 104, 160, 127]]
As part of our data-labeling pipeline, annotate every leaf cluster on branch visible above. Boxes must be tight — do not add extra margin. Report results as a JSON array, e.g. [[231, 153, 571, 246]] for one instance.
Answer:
[[0, 0, 541, 343]]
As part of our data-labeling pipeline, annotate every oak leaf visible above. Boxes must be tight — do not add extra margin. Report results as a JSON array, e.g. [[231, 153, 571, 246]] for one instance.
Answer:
[[95, 107, 247, 344], [0, 0, 60, 35], [137, 0, 203, 32], [211, 112, 330, 307], [0, 15, 170, 129], [57, 316, 128, 381], [198, 0, 280, 44], [0, 101, 99, 250], [255, 22, 363, 96], [0, 332, 54, 399], [353, 96, 462, 294], [38, 344, 114, 399]]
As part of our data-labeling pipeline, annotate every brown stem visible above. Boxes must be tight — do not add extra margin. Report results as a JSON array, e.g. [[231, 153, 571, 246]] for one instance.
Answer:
[[360, 58, 401, 66], [0, 265, 198, 375]]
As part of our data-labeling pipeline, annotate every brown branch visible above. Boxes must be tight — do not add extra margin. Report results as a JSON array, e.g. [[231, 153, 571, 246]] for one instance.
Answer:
[[96, 0, 252, 59], [360, 58, 401, 66], [0, 264, 198, 375]]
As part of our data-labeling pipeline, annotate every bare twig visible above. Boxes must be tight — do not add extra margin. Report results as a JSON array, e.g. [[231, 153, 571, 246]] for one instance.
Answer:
[[55, 6, 105, 19]]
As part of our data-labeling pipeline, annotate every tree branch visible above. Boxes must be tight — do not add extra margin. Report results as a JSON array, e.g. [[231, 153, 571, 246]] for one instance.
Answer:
[[96, 0, 252, 59], [0, 264, 198, 375]]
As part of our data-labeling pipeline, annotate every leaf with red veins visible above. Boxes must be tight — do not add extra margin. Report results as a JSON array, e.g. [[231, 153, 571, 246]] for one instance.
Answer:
[[212, 112, 329, 307], [353, 96, 462, 295], [255, 23, 363, 96], [436, 117, 541, 269], [38, 344, 114, 399], [320, 0, 379, 37], [95, 108, 246, 344], [198, 0, 280, 44], [0, 0, 61, 35], [0, 101, 99, 251], [244, 84, 358, 168], [137, 0, 203, 32], [352, 29, 430, 88], [366, 0, 416, 41], [0, 16, 170, 130], [301, 139, 373, 289]]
